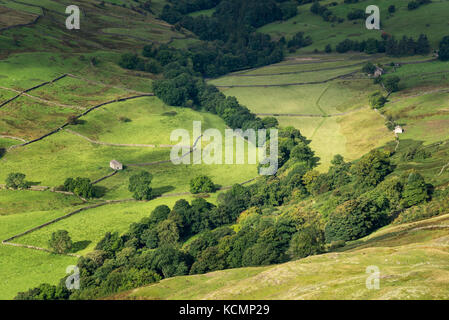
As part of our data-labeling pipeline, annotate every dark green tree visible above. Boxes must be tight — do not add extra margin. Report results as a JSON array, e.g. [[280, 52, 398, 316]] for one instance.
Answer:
[[401, 171, 430, 208], [149, 205, 171, 225], [189, 175, 216, 194], [439, 36, 449, 61], [351, 150, 392, 187], [362, 62, 376, 75], [383, 76, 401, 93], [48, 230, 73, 254], [6, 172, 29, 189], [156, 220, 180, 245], [128, 171, 153, 200], [95, 232, 124, 258], [288, 225, 325, 259]]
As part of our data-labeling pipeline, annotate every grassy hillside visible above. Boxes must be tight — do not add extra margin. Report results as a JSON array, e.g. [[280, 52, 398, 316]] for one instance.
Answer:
[[259, 0, 449, 52], [2, 0, 449, 301], [116, 213, 449, 300]]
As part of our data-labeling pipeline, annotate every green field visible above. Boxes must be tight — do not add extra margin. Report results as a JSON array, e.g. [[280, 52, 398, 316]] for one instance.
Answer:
[[210, 65, 361, 87], [70, 96, 227, 146], [0, 189, 84, 216], [0, 191, 87, 299], [209, 56, 394, 169]]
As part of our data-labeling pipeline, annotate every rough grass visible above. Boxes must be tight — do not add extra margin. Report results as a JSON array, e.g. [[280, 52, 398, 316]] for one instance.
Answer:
[[209, 65, 361, 87], [0, 5, 37, 28], [385, 91, 449, 145], [337, 108, 394, 161], [0, 137, 21, 149], [70, 96, 227, 146], [390, 138, 449, 188], [30, 76, 132, 108], [0, 0, 42, 15], [117, 213, 449, 300], [0, 96, 76, 140]]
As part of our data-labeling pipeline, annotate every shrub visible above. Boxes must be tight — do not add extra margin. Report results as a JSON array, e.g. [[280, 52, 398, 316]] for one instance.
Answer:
[[439, 36, 449, 61], [67, 115, 80, 125], [118, 116, 131, 123], [325, 198, 388, 242], [362, 62, 376, 75], [128, 171, 153, 200], [49, 230, 73, 254], [288, 225, 325, 259], [6, 172, 29, 189], [382, 76, 401, 93], [328, 240, 346, 251], [190, 175, 216, 194], [400, 171, 430, 208], [347, 9, 365, 20], [408, 1, 419, 10], [351, 150, 393, 187], [369, 91, 388, 109], [63, 177, 95, 198]]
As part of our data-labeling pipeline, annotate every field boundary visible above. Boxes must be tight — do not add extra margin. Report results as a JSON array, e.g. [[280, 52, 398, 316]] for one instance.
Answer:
[[65, 73, 152, 95], [256, 105, 368, 118], [8, 93, 154, 150], [0, 176, 258, 257], [0, 135, 27, 142], [214, 70, 360, 88], [65, 129, 157, 148], [0, 85, 83, 110], [92, 171, 118, 185], [0, 8, 42, 33], [1, 200, 135, 244], [232, 62, 366, 77], [0, 74, 68, 109]]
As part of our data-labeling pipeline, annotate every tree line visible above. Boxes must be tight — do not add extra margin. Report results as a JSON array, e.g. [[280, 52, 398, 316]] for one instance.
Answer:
[[333, 34, 431, 56]]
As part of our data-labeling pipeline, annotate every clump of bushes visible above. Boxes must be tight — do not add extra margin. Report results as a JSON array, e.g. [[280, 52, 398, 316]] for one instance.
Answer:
[[118, 116, 131, 123], [63, 177, 96, 198], [128, 171, 153, 200], [6, 172, 30, 190], [362, 62, 377, 75], [48, 230, 73, 254], [67, 115, 81, 125], [369, 91, 388, 109], [190, 175, 216, 194]]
